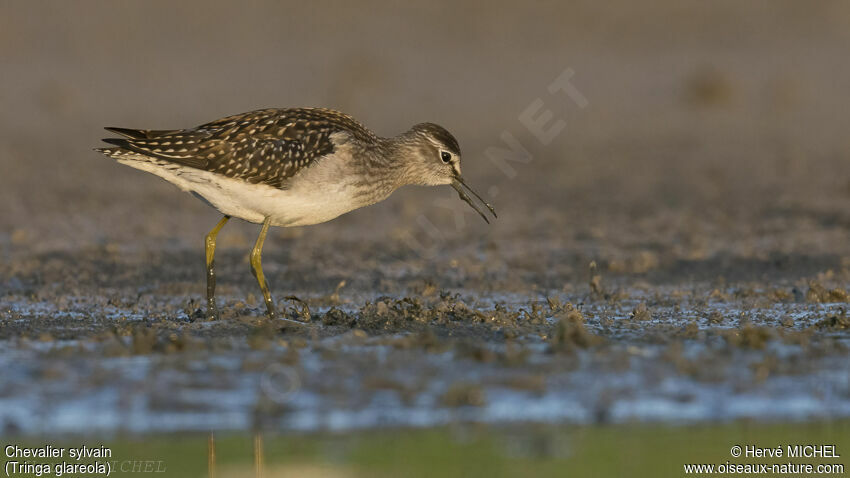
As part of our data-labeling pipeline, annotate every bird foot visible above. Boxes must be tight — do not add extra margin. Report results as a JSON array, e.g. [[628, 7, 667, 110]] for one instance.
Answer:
[[264, 301, 278, 320]]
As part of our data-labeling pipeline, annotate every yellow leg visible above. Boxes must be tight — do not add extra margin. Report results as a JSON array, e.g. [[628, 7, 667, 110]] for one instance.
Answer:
[[205, 216, 230, 320], [250, 217, 277, 319], [253, 433, 264, 478], [207, 431, 216, 478]]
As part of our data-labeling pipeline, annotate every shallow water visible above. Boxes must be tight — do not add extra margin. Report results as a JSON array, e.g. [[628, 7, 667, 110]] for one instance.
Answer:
[[2, 282, 849, 434]]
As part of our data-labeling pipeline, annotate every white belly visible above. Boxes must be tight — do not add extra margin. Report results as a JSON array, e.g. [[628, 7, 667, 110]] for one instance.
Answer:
[[118, 157, 363, 226]]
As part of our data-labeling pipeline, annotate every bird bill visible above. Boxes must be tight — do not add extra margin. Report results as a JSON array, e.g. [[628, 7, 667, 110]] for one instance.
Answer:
[[451, 176, 497, 224]]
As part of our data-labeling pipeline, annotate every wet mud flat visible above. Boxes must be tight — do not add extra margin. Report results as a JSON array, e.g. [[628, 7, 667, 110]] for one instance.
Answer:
[[2, 238, 850, 435]]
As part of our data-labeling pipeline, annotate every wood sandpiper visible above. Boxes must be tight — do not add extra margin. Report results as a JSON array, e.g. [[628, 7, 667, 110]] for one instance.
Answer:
[[96, 108, 496, 320]]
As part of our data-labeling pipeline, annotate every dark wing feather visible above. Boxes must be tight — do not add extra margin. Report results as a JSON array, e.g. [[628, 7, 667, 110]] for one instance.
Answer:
[[102, 108, 377, 188], [105, 127, 183, 139]]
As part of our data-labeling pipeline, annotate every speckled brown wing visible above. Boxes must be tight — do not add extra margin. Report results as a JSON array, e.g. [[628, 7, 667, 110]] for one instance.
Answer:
[[102, 108, 377, 188]]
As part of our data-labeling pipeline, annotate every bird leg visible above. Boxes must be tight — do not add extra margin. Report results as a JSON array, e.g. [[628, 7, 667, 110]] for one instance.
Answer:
[[251, 217, 277, 319], [204, 215, 230, 320]]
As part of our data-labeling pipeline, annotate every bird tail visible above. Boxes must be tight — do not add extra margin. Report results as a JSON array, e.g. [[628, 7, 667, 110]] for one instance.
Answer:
[[97, 127, 182, 160], [104, 127, 181, 139], [94, 146, 138, 160], [96, 130, 142, 159]]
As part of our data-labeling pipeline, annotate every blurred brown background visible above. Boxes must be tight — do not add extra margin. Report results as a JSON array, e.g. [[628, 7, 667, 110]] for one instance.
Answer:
[[2, 1, 850, 265]]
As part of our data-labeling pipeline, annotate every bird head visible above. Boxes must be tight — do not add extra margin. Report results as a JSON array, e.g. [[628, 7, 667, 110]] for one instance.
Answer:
[[398, 123, 497, 223]]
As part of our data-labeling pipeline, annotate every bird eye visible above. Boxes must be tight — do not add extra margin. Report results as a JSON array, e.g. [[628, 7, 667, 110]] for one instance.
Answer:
[[440, 151, 452, 163]]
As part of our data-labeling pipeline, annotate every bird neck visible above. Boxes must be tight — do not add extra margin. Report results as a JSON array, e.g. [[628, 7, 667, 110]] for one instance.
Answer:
[[346, 134, 433, 208], [380, 134, 433, 187]]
